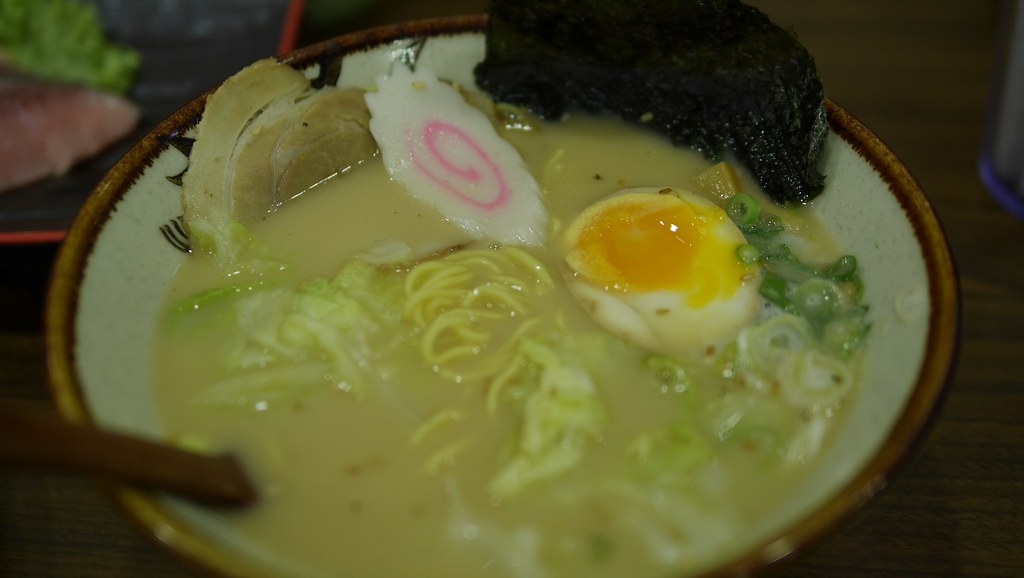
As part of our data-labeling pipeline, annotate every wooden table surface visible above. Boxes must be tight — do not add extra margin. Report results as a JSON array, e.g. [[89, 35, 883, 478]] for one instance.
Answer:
[[2, 1, 1021, 577]]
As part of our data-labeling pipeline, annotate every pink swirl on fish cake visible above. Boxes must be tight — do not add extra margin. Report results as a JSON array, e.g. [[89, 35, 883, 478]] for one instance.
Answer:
[[406, 120, 510, 211]]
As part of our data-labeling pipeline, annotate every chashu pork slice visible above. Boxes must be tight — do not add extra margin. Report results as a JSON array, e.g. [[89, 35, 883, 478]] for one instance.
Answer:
[[182, 58, 376, 258]]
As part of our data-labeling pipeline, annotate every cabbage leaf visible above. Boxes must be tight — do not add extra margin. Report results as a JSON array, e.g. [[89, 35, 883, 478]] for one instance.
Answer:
[[195, 260, 405, 409], [490, 339, 606, 499]]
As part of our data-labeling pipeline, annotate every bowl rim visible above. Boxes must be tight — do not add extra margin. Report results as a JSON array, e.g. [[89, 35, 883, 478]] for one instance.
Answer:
[[43, 13, 960, 578]]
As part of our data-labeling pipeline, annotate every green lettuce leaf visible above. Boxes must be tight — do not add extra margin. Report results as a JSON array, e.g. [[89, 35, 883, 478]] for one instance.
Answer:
[[0, 0, 140, 94]]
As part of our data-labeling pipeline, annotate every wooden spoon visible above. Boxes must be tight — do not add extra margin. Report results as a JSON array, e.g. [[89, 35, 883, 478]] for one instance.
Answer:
[[0, 401, 256, 507]]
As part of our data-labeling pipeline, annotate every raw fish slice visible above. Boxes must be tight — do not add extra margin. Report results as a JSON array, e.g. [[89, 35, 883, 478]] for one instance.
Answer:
[[0, 73, 139, 193], [365, 65, 548, 246]]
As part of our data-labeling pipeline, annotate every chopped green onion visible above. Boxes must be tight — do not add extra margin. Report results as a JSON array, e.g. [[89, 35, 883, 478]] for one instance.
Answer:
[[823, 315, 870, 355], [646, 355, 694, 395], [740, 213, 785, 238], [736, 243, 760, 265], [792, 278, 839, 321], [759, 273, 791, 309], [779, 349, 856, 410], [763, 213, 782, 228], [825, 255, 858, 282], [726, 193, 761, 226]]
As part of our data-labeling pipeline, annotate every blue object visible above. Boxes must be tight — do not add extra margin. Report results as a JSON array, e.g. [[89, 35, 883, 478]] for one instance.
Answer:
[[980, 154, 1024, 220]]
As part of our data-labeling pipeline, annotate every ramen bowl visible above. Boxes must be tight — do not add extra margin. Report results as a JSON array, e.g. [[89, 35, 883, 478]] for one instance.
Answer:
[[45, 15, 959, 578]]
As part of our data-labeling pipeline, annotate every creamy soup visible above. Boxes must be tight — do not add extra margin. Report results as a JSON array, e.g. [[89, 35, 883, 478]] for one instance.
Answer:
[[153, 106, 864, 578]]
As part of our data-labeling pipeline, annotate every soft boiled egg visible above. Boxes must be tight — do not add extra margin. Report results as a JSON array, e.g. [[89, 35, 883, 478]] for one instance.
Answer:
[[563, 187, 761, 356]]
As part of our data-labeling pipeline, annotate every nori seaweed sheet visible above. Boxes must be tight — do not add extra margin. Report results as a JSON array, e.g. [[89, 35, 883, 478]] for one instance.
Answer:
[[474, 0, 828, 205]]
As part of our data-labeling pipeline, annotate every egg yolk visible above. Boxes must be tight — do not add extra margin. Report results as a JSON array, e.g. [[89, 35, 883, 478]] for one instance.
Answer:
[[571, 193, 748, 307]]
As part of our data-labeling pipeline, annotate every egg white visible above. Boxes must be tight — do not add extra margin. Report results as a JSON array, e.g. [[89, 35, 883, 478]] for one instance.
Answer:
[[563, 187, 762, 356]]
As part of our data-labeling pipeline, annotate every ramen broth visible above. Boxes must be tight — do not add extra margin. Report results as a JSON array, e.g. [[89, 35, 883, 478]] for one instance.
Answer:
[[153, 113, 856, 578]]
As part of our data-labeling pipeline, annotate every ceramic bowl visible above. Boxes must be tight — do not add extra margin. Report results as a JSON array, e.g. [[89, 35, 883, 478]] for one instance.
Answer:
[[45, 15, 959, 578]]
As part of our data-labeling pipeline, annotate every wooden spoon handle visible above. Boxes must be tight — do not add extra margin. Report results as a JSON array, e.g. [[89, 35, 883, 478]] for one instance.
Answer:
[[0, 402, 256, 507]]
